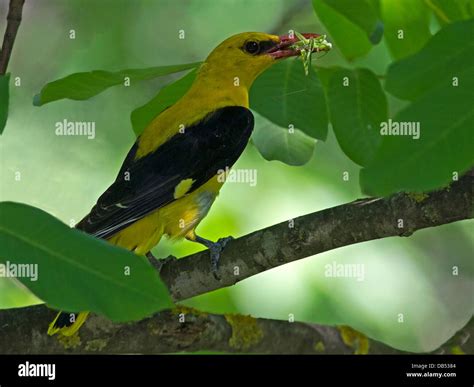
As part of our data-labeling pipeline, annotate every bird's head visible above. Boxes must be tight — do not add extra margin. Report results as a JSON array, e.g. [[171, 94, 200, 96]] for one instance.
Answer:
[[196, 31, 321, 91]]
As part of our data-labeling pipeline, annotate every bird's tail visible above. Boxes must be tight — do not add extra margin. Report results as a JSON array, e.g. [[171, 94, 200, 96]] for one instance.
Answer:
[[47, 311, 90, 336], [48, 218, 96, 337]]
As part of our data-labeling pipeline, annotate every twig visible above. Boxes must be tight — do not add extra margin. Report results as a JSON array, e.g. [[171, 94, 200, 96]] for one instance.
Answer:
[[0, 0, 25, 75]]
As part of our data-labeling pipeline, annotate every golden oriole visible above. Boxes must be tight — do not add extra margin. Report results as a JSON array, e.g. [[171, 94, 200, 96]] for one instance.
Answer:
[[48, 31, 320, 336]]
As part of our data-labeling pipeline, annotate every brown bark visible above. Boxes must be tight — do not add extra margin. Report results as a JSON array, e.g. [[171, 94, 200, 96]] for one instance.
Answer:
[[0, 305, 471, 354], [160, 172, 473, 302], [0, 172, 472, 354]]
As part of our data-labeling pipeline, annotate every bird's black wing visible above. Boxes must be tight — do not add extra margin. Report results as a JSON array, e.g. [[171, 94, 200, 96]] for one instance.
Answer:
[[76, 106, 254, 239]]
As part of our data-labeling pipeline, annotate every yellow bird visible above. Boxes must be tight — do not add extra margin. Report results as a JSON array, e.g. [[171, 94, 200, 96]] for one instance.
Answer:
[[48, 31, 321, 336]]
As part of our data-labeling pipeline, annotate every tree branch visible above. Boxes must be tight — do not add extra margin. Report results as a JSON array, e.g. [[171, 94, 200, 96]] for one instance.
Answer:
[[0, 173, 472, 354], [0, 0, 25, 75], [160, 172, 473, 302], [0, 305, 472, 354]]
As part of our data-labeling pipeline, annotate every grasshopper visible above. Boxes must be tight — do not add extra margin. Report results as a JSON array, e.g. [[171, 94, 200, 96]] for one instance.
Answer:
[[291, 31, 332, 76]]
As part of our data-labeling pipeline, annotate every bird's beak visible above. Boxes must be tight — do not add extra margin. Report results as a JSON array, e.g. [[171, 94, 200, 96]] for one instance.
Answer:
[[266, 33, 323, 59]]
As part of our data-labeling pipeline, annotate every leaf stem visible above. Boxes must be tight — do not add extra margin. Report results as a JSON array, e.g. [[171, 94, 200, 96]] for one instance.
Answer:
[[424, 0, 451, 24]]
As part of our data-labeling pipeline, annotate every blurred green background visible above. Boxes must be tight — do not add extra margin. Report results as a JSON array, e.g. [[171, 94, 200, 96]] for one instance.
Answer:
[[0, 0, 472, 352]]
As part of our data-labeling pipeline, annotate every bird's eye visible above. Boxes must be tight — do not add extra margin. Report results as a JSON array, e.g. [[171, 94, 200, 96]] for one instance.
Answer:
[[244, 41, 260, 55]]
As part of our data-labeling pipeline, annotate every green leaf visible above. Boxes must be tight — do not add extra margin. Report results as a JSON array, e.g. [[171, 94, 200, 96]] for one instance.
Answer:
[[315, 66, 343, 91], [360, 68, 474, 196], [131, 69, 197, 137], [0, 74, 10, 135], [385, 19, 474, 101], [327, 68, 387, 166], [250, 59, 328, 140], [425, 0, 474, 24], [34, 62, 201, 106], [251, 112, 316, 166], [367, 0, 382, 15], [381, 0, 432, 60], [0, 202, 173, 321], [322, 0, 383, 44], [312, 0, 373, 60]]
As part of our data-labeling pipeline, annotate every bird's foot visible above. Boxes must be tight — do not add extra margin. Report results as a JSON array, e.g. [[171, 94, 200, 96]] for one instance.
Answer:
[[208, 236, 234, 280], [190, 235, 234, 280]]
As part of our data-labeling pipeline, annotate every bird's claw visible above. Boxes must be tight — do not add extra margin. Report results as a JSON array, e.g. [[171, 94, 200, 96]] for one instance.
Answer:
[[209, 236, 234, 280]]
